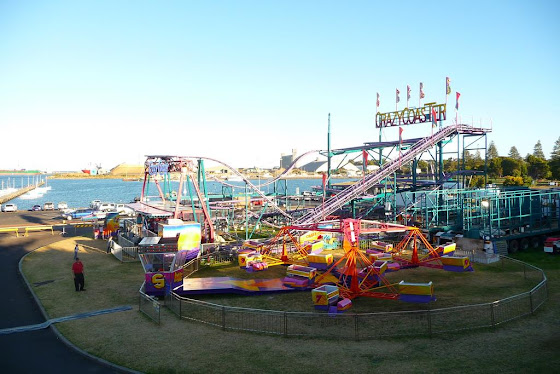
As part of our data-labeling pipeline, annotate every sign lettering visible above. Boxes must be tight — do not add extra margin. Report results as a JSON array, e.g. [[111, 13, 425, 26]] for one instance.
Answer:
[[376, 102, 446, 128]]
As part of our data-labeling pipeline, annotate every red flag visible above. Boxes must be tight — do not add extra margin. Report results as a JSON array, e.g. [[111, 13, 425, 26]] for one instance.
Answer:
[[446, 77, 451, 95], [362, 150, 368, 166], [396, 88, 400, 103], [419, 82, 425, 99], [399, 127, 403, 144], [456, 92, 461, 110], [376, 92, 380, 108], [432, 107, 437, 127], [322, 173, 327, 189]]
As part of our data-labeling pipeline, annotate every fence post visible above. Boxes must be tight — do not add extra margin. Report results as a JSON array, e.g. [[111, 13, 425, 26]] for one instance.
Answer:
[[179, 294, 182, 318], [490, 302, 496, 328], [529, 290, 534, 314], [523, 264, 527, 280], [354, 314, 359, 341], [284, 312, 288, 337], [222, 306, 226, 331]]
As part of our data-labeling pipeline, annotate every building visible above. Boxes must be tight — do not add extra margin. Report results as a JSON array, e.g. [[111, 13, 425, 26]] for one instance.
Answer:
[[280, 149, 298, 169]]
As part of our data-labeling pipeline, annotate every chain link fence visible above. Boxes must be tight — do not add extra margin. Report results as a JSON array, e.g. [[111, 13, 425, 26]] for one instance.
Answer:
[[160, 256, 547, 339]]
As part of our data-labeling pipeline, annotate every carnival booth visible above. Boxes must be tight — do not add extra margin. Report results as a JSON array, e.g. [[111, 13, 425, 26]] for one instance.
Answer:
[[139, 221, 202, 296]]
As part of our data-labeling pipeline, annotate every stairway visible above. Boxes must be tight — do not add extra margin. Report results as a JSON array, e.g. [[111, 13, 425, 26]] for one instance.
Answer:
[[295, 124, 467, 225]]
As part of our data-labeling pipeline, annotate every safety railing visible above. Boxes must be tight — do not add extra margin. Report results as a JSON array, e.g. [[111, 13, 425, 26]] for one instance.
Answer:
[[111, 243, 140, 263], [163, 255, 547, 339], [139, 282, 160, 324]]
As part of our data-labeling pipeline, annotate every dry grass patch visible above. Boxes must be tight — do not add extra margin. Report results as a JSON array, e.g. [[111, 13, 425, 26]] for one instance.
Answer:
[[22, 241, 560, 373]]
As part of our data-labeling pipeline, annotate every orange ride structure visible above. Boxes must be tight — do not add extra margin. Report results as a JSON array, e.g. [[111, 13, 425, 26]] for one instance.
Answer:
[[252, 218, 469, 301]]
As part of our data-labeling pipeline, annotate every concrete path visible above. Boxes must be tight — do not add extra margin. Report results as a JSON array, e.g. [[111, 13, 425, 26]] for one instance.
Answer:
[[0, 229, 128, 373]]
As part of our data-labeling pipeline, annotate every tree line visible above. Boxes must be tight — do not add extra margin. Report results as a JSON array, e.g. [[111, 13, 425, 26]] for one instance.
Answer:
[[439, 137, 560, 187]]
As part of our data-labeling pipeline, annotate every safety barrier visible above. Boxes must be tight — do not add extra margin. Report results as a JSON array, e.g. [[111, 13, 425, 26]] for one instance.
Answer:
[[139, 283, 160, 324], [24, 225, 54, 236], [163, 256, 548, 339], [0, 227, 19, 237], [111, 243, 140, 263]]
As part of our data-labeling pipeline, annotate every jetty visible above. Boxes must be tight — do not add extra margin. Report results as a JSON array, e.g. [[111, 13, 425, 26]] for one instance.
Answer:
[[0, 182, 45, 204]]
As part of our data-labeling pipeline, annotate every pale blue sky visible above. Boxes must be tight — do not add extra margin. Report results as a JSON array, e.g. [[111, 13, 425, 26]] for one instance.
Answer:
[[1, 1, 558, 171]]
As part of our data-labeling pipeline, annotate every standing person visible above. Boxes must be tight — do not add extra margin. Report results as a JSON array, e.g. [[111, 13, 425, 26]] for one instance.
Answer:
[[74, 244, 79, 260], [107, 236, 113, 254], [72, 257, 85, 292]]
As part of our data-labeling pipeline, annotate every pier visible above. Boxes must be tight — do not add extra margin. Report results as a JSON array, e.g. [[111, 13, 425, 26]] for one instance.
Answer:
[[0, 182, 45, 204]]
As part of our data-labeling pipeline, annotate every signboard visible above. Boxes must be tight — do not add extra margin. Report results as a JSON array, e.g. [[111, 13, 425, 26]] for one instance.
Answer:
[[148, 162, 169, 176], [376, 102, 446, 128]]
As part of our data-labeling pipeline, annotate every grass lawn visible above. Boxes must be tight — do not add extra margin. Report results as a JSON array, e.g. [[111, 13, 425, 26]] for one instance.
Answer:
[[22, 237, 560, 373]]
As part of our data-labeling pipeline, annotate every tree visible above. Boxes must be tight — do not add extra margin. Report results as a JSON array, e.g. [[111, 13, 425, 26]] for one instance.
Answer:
[[526, 155, 550, 180], [470, 175, 486, 188], [551, 137, 560, 160], [508, 146, 522, 161], [549, 159, 560, 180], [487, 141, 499, 159], [488, 158, 503, 178], [533, 140, 546, 159], [501, 157, 528, 177]]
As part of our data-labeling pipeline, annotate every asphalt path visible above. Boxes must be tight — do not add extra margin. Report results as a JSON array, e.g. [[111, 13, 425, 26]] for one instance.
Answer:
[[0, 211, 122, 373]]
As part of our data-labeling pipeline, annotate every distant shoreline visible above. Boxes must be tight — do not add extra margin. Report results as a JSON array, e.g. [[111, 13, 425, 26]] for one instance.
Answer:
[[48, 174, 351, 181]]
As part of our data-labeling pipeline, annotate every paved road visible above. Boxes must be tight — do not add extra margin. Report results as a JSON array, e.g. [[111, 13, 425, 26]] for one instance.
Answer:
[[0, 212, 121, 373]]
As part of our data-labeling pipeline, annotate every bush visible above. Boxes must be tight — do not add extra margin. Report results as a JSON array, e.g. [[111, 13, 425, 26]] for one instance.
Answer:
[[503, 176, 524, 186]]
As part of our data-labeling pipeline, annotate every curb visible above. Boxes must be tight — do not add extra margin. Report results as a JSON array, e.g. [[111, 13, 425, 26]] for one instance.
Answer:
[[18, 239, 142, 374]]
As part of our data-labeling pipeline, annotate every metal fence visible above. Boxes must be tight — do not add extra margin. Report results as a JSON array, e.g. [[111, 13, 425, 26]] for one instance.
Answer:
[[111, 243, 140, 262], [162, 256, 548, 339], [139, 283, 160, 324]]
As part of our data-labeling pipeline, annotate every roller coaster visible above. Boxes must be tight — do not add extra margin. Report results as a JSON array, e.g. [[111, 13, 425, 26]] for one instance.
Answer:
[[134, 120, 559, 253]]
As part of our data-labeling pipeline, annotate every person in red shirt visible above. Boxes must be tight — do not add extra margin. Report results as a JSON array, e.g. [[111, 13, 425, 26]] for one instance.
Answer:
[[72, 257, 85, 291]]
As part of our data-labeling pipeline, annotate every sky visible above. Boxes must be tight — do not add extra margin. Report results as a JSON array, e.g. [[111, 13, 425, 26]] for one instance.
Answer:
[[1, 1, 559, 172]]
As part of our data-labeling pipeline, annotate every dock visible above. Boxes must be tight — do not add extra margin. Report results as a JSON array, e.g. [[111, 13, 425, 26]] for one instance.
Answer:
[[0, 182, 45, 204]]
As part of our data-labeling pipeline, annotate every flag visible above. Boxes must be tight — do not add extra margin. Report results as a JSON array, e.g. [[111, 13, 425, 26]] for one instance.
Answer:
[[432, 107, 437, 127], [456, 92, 461, 110], [407, 85, 411, 102], [322, 173, 327, 189], [396, 88, 400, 103], [399, 127, 403, 144], [419, 82, 425, 99], [446, 77, 451, 95], [376, 92, 380, 108]]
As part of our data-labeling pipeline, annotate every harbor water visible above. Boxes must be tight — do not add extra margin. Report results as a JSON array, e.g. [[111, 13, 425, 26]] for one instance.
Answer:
[[0, 176, 354, 211]]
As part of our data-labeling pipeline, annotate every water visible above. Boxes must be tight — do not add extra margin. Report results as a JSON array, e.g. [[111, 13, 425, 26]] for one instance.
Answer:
[[0, 176, 354, 211]]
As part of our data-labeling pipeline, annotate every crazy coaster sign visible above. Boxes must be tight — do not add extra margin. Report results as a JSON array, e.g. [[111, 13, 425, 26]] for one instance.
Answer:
[[376, 102, 446, 128]]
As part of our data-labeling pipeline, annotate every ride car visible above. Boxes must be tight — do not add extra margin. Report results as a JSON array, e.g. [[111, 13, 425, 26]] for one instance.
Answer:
[[2, 203, 17, 212]]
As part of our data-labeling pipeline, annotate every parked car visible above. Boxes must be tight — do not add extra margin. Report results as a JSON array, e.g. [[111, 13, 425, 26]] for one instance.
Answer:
[[57, 202, 68, 210], [31, 205, 42, 211], [116, 203, 135, 216], [63, 208, 94, 220], [98, 202, 116, 212], [43, 202, 55, 210], [2, 203, 17, 212]]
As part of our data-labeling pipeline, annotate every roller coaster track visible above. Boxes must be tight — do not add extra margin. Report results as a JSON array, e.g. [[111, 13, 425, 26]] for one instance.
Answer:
[[294, 124, 489, 225], [182, 150, 319, 220]]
